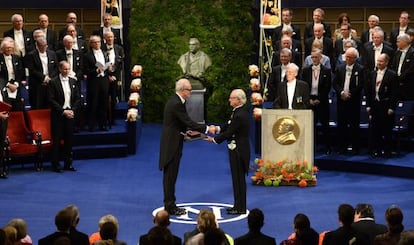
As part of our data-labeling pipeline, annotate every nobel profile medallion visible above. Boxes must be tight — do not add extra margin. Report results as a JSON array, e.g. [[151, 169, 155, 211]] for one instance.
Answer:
[[272, 117, 300, 145]]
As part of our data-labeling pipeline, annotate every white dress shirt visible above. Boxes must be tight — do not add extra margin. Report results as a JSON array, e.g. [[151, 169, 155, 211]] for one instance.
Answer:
[[287, 79, 296, 109], [60, 74, 71, 109]]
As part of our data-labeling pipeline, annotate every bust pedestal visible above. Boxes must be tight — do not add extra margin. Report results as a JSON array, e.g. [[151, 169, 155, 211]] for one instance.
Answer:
[[186, 88, 206, 124]]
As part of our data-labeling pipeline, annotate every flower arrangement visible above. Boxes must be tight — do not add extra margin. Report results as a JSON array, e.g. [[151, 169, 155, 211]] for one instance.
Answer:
[[251, 158, 318, 187]]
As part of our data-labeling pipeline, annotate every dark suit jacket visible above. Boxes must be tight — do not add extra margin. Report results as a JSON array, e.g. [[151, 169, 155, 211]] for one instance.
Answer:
[[361, 28, 388, 45], [234, 231, 276, 245], [391, 46, 414, 88], [58, 26, 85, 41], [333, 63, 365, 106], [48, 76, 81, 116], [38, 232, 70, 245], [92, 27, 122, 45], [334, 38, 362, 59], [271, 49, 302, 69], [0, 54, 25, 83], [273, 80, 310, 109], [272, 23, 301, 42], [214, 106, 250, 172], [361, 42, 394, 71], [26, 49, 59, 86], [3, 28, 33, 55], [267, 65, 287, 102], [139, 233, 181, 245], [304, 37, 334, 63], [366, 68, 398, 111], [301, 64, 332, 105], [32, 27, 57, 50], [322, 226, 370, 245], [389, 26, 412, 50], [158, 94, 206, 170], [83, 49, 111, 79], [68, 227, 89, 245], [102, 43, 125, 80], [304, 22, 332, 40], [351, 220, 387, 245], [56, 49, 84, 81]]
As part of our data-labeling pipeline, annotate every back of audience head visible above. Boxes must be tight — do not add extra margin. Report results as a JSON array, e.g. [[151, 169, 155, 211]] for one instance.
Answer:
[[0, 229, 5, 245], [338, 204, 355, 226], [99, 222, 118, 241], [293, 213, 318, 245], [64, 204, 80, 227], [197, 210, 217, 233], [55, 209, 73, 233], [354, 203, 375, 221], [147, 226, 173, 245], [7, 218, 28, 241], [247, 208, 264, 232], [204, 228, 226, 245], [2, 226, 17, 245], [98, 215, 119, 231], [154, 210, 171, 228], [385, 205, 404, 234]]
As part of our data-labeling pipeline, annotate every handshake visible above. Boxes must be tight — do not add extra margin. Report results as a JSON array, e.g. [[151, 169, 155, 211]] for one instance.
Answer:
[[205, 125, 220, 143]]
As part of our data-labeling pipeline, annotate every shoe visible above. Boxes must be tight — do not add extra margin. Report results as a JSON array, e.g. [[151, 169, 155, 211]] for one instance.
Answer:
[[0, 171, 8, 179], [167, 207, 186, 216], [227, 209, 246, 215], [226, 207, 235, 212], [64, 165, 77, 171], [53, 165, 63, 173]]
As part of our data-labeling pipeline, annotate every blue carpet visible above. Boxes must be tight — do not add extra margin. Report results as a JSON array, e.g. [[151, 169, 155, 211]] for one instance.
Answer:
[[1, 123, 414, 245]]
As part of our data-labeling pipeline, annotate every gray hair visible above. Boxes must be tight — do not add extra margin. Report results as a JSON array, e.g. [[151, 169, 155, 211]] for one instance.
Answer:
[[368, 15, 380, 23], [397, 33, 411, 44], [1, 37, 14, 49], [232, 89, 247, 105], [98, 214, 119, 230], [11, 14, 23, 22], [175, 78, 190, 92]]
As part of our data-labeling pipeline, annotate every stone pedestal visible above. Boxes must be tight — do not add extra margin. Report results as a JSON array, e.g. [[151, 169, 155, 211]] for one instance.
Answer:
[[186, 88, 206, 123]]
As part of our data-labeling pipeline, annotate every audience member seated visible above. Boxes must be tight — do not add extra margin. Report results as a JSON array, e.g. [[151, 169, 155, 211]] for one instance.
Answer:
[[185, 210, 233, 245], [322, 204, 369, 245], [89, 214, 119, 245], [138, 210, 181, 245], [38, 208, 72, 245], [205, 228, 227, 245], [93, 222, 126, 245], [352, 203, 387, 244], [2, 226, 17, 245], [64, 205, 90, 245], [6, 218, 32, 245], [0, 229, 5, 245], [333, 13, 358, 42], [234, 208, 276, 245], [144, 226, 174, 245], [374, 205, 404, 245], [280, 213, 319, 245]]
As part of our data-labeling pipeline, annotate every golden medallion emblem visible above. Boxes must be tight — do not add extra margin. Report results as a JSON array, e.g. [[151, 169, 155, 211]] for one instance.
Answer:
[[272, 117, 300, 145]]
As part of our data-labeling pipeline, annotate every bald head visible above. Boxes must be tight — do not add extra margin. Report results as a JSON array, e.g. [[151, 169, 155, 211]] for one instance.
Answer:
[[154, 210, 170, 228]]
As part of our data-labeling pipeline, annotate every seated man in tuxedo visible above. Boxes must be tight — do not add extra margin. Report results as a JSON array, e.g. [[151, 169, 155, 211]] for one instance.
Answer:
[[272, 63, 310, 109]]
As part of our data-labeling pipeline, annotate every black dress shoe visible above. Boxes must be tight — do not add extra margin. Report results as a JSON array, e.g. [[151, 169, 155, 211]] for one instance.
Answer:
[[167, 207, 186, 216], [227, 209, 246, 215], [226, 207, 235, 212], [64, 165, 77, 171], [53, 165, 63, 173]]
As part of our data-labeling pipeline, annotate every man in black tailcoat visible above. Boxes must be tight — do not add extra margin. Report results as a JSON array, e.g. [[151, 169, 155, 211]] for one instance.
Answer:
[[205, 88, 250, 215], [158, 78, 214, 216], [48, 61, 80, 172], [333, 47, 365, 154], [302, 48, 332, 153]]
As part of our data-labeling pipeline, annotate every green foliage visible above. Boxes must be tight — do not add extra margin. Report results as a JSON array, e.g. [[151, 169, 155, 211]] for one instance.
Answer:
[[130, 0, 254, 123]]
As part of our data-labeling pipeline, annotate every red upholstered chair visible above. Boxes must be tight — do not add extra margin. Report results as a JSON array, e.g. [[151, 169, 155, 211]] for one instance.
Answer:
[[25, 109, 53, 170], [5, 111, 42, 171]]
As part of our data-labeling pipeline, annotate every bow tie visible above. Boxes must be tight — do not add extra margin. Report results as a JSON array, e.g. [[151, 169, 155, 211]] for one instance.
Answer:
[[373, 46, 381, 51], [61, 77, 69, 82], [66, 52, 72, 56], [346, 67, 353, 72], [5, 55, 12, 60], [312, 65, 320, 70], [107, 46, 113, 50], [15, 30, 22, 33], [377, 69, 385, 75]]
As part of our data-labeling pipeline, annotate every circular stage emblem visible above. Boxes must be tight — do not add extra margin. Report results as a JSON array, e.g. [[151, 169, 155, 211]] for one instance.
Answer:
[[272, 117, 300, 145], [153, 202, 249, 224]]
